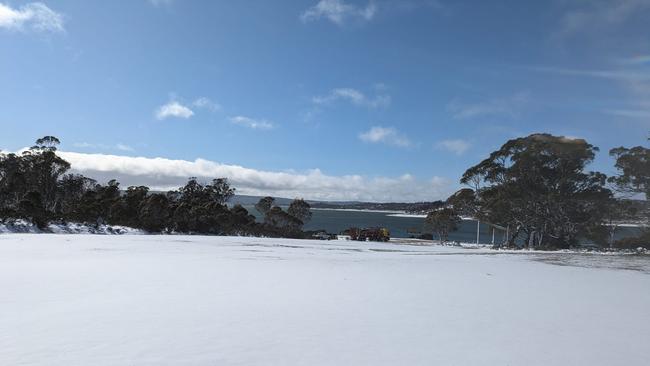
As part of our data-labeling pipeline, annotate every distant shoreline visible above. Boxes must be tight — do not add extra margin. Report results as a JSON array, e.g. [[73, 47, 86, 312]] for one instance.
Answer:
[[311, 208, 406, 214], [387, 213, 427, 218]]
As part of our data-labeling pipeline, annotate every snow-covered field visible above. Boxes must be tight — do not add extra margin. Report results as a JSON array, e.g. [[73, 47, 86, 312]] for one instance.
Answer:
[[1, 235, 649, 365]]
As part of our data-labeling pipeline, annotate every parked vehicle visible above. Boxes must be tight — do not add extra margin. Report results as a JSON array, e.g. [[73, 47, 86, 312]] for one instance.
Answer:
[[344, 227, 390, 242], [311, 231, 336, 240]]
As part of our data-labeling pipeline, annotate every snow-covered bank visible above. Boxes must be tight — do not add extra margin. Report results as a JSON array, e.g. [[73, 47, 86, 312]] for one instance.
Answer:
[[0, 220, 143, 235], [386, 213, 427, 218], [386, 213, 476, 220], [1, 235, 649, 365], [312, 207, 406, 214]]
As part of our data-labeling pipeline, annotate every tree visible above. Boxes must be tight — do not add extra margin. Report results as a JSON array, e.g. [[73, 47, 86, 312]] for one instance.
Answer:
[[609, 142, 650, 199], [265, 206, 303, 236], [0, 153, 28, 212], [226, 204, 257, 234], [24, 137, 71, 212], [461, 133, 612, 249], [424, 208, 461, 244], [139, 193, 171, 232], [255, 196, 275, 216], [56, 174, 97, 218], [0, 137, 311, 238], [166, 178, 238, 234], [110, 186, 149, 227], [32, 136, 61, 152], [446, 188, 478, 217], [608, 139, 650, 249], [18, 191, 47, 229], [206, 178, 235, 205], [288, 198, 312, 226], [178, 177, 206, 205]]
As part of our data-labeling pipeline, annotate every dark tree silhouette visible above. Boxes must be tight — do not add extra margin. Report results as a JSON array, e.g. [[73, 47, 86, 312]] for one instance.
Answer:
[[0, 137, 305, 237], [255, 196, 275, 216], [461, 133, 612, 249], [288, 198, 312, 226]]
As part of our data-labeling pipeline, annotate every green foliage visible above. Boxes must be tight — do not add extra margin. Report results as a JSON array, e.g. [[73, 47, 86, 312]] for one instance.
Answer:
[[0, 136, 297, 237], [18, 191, 47, 229], [167, 178, 248, 234], [609, 144, 650, 199], [424, 208, 461, 244], [138, 193, 171, 232], [264, 206, 304, 237], [5, 133, 647, 249], [461, 133, 612, 249], [446, 188, 477, 217], [255, 196, 275, 216], [253, 197, 313, 237], [288, 198, 312, 225]]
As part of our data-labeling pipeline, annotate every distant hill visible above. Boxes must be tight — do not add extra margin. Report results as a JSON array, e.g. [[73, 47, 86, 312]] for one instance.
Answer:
[[229, 195, 295, 206]]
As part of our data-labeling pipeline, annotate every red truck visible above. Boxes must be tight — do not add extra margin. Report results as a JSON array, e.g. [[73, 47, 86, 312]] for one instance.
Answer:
[[345, 227, 390, 242]]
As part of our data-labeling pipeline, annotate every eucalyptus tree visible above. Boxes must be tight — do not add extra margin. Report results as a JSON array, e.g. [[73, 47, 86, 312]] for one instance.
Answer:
[[424, 208, 461, 244], [255, 196, 275, 216], [461, 133, 611, 249], [288, 198, 312, 226], [609, 140, 650, 199]]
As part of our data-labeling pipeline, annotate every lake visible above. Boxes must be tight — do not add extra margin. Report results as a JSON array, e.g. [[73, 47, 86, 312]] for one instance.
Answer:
[[245, 206, 645, 243]]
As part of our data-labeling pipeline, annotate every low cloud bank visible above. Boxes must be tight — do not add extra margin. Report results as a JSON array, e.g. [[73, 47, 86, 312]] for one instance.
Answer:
[[58, 151, 452, 202]]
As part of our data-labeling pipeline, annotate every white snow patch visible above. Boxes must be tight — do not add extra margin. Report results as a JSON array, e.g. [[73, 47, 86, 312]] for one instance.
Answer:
[[0, 220, 144, 235], [312, 208, 406, 214], [386, 213, 427, 218]]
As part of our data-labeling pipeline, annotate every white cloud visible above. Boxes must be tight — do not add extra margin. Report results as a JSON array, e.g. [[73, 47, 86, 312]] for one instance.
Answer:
[[604, 109, 650, 118], [229, 116, 274, 130], [56, 151, 452, 202], [558, 0, 650, 37], [436, 139, 470, 156], [0, 2, 64, 32], [155, 101, 194, 120], [532, 66, 650, 118], [619, 55, 650, 66], [192, 97, 221, 111], [448, 92, 530, 120], [300, 0, 377, 25], [313, 88, 390, 108], [154, 97, 220, 120], [359, 126, 412, 147], [531, 66, 650, 83]]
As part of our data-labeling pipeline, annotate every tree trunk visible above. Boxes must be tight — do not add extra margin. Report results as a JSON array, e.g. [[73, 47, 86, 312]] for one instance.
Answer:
[[609, 225, 616, 249]]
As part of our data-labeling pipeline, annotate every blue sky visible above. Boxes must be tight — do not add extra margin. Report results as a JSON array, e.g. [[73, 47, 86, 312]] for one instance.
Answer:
[[1, 0, 649, 201]]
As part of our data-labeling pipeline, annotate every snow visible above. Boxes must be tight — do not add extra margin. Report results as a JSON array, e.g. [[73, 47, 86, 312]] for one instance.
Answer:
[[1, 234, 649, 365], [0, 219, 144, 235], [312, 208, 406, 214], [386, 213, 427, 218], [385, 213, 477, 220]]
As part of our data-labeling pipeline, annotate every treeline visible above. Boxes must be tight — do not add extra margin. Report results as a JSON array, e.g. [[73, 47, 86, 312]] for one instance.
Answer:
[[424, 133, 650, 250], [3, 134, 649, 249], [0, 136, 312, 237]]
